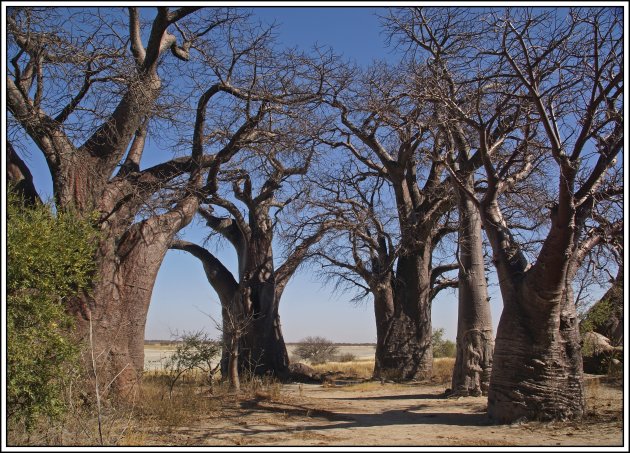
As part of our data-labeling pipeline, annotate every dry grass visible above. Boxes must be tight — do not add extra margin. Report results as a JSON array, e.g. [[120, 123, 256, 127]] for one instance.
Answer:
[[431, 357, 455, 386], [583, 375, 623, 420], [7, 370, 284, 447], [309, 357, 455, 384], [13, 357, 618, 447], [310, 360, 375, 379]]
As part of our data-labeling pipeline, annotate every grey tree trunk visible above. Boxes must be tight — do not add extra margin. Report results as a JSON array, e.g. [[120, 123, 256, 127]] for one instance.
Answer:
[[483, 201, 585, 422], [237, 225, 290, 379], [487, 280, 584, 422], [374, 253, 433, 380], [228, 335, 241, 392], [72, 202, 199, 397], [372, 283, 395, 379], [451, 184, 493, 396]]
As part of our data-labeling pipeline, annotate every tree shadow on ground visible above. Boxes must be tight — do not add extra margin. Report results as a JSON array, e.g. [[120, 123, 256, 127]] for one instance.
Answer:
[[330, 392, 445, 401], [235, 397, 491, 432]]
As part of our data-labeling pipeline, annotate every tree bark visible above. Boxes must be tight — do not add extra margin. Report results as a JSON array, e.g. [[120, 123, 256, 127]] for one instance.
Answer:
[[71, 203, 199, 397], [451, 184, 494, 396], [7, 141, 42, 205], [372, 283, 395, 379], [487, 279, 584, 422], [180, 207, 291, 380], [374, 252, 433, 380], [238, 220, 290, 379], [483, 202, 585, 422]]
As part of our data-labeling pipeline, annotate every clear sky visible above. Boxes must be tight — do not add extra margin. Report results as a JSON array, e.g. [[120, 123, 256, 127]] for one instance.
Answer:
[[145, 6, 506, 342]]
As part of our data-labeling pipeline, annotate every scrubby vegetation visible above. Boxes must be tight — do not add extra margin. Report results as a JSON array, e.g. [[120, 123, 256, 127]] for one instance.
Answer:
[[7, 188, 98, 430], [293, 336, 340, 365], [432, 329, 456, 358]]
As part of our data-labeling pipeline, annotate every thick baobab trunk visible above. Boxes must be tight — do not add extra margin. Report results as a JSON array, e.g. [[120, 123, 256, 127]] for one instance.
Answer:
[[482, 199, 585, 422], [488, 279, 584, 422], [372, 283, 396, 379], [239, 232, 290, 379], [376, 254, 433, 381], [451, 186, 493, 396], [73, 208, 197, 398]]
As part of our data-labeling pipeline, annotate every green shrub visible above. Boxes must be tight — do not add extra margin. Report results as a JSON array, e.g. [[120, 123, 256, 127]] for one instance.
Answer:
[[163, 331, 221, 399], [580, 299, 614, 336], [7, 189, 98, 429], [432, 328, 456, 358]]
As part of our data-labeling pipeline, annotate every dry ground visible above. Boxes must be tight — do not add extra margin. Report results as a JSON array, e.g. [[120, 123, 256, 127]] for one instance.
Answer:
[[9, 349, 623, 447], [119, 369, 622, 447]]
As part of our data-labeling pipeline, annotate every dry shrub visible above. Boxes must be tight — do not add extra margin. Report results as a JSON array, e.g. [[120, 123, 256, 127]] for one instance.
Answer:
[[337, 353, 357, 362], [137, 372, 221, 427], [431, 358, 455, 385], [7, 390, 142, 446]]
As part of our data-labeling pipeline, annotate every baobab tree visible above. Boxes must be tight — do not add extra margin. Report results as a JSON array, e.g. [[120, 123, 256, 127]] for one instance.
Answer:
[[299, 154, 458, 380], [383, 7, 495, 396], [170, 61, 337, 379], [319, 61, 462, 380], [6, 6, 284, 396], [423, 7, 622, 421]]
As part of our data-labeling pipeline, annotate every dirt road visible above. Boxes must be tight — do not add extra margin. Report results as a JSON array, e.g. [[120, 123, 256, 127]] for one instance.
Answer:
[[140, 378, 623, 447]]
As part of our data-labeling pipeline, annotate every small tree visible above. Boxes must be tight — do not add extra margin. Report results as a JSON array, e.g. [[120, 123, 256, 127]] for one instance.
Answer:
[[432, 328, 456, 358], [163, 331, 221, 400], [7, 188, 98, 429], [294, 337, 339, 365]]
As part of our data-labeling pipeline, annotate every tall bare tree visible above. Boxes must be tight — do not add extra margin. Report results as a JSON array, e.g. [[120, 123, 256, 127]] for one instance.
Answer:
[[298, 151, 458, 380], [170, 54, 337, 379], [6, 7, 278, 396], [423, 7, 623, 421], [384, 7, 495, 396], [319, 61, 461, 380]]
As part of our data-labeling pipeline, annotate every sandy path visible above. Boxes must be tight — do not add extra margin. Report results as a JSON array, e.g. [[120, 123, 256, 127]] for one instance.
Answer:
[[143, 379, 623, 447]]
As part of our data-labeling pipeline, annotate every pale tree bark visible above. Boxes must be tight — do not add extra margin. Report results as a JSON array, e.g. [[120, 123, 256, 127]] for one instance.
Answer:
[[451, 182, 493, 396]]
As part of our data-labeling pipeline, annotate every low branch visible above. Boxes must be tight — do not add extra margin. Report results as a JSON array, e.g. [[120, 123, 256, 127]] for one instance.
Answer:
[[170, 240, 238, 303]]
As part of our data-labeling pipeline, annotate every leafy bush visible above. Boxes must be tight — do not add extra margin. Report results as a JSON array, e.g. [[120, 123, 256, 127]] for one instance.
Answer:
[[163, 331, 221, 399], [580, 298, 614, 336], [432, 328, 456, 358], [7, 189, 98, 429], [294, 336, 339, 365]]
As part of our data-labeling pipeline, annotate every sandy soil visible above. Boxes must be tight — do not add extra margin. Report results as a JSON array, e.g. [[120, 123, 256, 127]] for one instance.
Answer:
[[136, 376, 623, 447]]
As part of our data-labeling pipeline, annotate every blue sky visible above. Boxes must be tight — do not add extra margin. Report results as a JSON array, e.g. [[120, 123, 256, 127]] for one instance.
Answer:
[[146, 7, 505, 342], [9, 6, 506, 343]]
